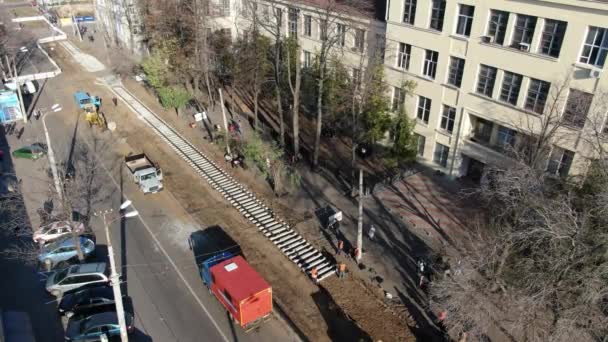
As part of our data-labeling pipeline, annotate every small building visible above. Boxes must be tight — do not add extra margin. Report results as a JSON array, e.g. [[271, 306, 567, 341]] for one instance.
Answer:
[[0, 90, 23, 124]]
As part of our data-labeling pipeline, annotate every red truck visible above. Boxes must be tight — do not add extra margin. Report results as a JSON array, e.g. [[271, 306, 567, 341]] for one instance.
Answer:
[[209, 255, 273, 329]]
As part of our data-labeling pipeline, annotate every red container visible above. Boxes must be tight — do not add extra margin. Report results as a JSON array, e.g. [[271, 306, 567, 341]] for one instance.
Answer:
[[210, 255, 273, 328]]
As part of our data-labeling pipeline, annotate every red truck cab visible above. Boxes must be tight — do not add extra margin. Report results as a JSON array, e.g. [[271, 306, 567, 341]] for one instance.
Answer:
[[210, 255, 272, 329]]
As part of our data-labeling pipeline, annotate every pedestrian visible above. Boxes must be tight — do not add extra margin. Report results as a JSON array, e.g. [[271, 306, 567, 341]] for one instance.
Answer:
[[352, 247, 360, 260], [310, 267, 318, 283], [337, 263, 347, 278], [368, 225, 376, 240], [336, 239, 344, 255], [112, 96, 118, 106]]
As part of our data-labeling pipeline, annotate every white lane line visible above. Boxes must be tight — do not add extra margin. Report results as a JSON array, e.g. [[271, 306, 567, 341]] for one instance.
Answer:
[[77, 137, 231, 342]]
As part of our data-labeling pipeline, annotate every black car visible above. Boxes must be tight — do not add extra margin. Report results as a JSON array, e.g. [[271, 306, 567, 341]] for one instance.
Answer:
[[65, 311, 134, 341], [58, 286, 116, 318]]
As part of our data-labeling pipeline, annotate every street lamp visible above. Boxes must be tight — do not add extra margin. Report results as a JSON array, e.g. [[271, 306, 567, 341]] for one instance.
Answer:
[[94, 200, 138, 342]]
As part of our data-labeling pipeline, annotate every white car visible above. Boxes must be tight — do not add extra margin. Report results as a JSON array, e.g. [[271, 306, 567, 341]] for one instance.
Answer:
[[32, 221, 84, 244]]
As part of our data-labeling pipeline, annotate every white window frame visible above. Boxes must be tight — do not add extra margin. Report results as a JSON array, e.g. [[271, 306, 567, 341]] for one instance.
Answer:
[[397, 43, 411, 70], [303, 15, 312, 37], [417, 96, 432, 123], [456, 4, 475, 37], [423, 50, 438, 79], [440, 105, 456, 134], [434, 143, 450, 168], [580, 26, 608, 68]]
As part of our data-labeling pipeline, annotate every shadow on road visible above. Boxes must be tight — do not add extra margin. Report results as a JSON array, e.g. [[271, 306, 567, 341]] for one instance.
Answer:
[[0, 126, 65, 341]]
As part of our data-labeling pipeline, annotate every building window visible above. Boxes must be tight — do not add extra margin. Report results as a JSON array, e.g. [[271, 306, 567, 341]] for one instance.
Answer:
[[374, 34, 386, 60], [275, 8, 283, 34], [415, 134, 426, 157], [354, 29, 365, 52], [500, 71, 523, 105], [580, 26, 608, 67], [392, 87, 406, 112], [472, 117, 493, 144], [563, 89, 593, 128], [476, 65, 497, 97], [397, 43, 411, 70], [220, 0, 230, 16], [456, 5, 475, 37], [540, 19, 567, 58], [525, 79, 550, 114], [447, 57, 465, 88], [288, 8, 298, 37], [546, 147, 574, 177], [497, 126, 517, 151], [303, 50, 312, 68], [434, 143, 450, 167], [417, 96, 432, 123], [423, 50, 438, 79], [304, 15, 312, 37], [512, 14, 537, 47], [337, 24, 346, 46], [440, 105, 456, 134], [320, 19, 327, 41], [429, 0, 446, 32], [487, 10, 509, 45], [403, 0, 417, 25]]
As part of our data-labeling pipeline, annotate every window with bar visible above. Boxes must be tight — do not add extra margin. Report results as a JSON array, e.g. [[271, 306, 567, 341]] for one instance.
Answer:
[[288, 8, 298, 37], [417, 96, 432, 123], [392, 87, 406, 112], [304, 15, 312, 37], [447, 57, 465, 88], [434, 143, 450, 167], [512, 14, 537, 47], [563, 89, 593, 128], [546, 147, 574, 177], [525, 79, 550, 114], [500, 71, 523, 105], [580, 26, 608, 67], [354, 29, 365, 52], [337, 24, 346, 46], [429, 0, 446, 32], [487, 10, 509, 45], [403, 0, 417, 25], [476, 65, 497, 97], [440, 105, 456, 134], [397, 43, 411, 70], [540, 19, 567, 58], [423, 50, 438, 79], [456, 5, 475, 37]]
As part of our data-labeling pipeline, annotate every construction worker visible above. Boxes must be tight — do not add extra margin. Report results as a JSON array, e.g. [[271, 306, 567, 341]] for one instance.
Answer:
[[337, 263, 346, 278], [336, 240, 344, 255], [311, 267, 318, 283], [353, 247, 360, 260]]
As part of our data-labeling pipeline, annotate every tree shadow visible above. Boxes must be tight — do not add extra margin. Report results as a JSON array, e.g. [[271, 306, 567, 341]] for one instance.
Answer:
[[311, 285, 373, 342]]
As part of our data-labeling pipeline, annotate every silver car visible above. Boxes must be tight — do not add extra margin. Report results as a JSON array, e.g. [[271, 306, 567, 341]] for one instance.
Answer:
[[46, 263, 109, 298], [38, 236, 95, 269]]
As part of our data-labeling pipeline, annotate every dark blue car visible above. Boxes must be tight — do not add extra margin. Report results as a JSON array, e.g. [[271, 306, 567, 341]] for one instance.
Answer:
[[58, 286, 117, 318], [65, 311, 134, 341]]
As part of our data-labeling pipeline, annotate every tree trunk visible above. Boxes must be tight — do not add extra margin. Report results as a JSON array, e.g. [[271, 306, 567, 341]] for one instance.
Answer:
[[313, 65, 325, 168], [274, 41, 285, 147], [254, 87, 260, 132], [286, 42, 302, 157], [64, 199, 84, 262]]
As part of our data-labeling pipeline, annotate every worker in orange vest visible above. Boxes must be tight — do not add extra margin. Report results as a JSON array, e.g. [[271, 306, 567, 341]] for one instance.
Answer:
[[311, 267, 318, 283], [336, 240, 344, 255], [337, 263, 346, 278]]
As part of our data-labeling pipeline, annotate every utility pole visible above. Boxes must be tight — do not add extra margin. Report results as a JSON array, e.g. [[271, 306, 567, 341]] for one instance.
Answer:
[[218, 88, 231, 156], [10, 56, 27, 123], [97, 201, 138, 342], [356, 168, 363, 262]]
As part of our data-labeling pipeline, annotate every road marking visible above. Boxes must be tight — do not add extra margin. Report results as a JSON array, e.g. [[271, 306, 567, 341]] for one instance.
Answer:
[[76, 135, 231, 342]]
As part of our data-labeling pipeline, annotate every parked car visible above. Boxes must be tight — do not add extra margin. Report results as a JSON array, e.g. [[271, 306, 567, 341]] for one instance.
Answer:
[[38, 236, 95, 268], [58, 286, 117, 318], [46, 263, 109, 298], [65, 311, 134, 341], [11, 145, 47, 160], [33, 221, 85, 244]]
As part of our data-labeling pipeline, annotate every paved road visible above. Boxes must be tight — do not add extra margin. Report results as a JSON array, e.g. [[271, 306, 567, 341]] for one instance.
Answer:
[[0, 14, 299, 342]]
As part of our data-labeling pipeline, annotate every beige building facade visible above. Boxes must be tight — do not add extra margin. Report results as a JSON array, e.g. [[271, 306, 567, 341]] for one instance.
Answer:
[[383, 0, 608, 180]]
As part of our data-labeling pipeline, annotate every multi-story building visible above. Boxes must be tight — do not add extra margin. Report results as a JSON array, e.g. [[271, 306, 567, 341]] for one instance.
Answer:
[[112, 0, 608, 181], [95, 0, 145, 55], [383, 0, 608, 180]]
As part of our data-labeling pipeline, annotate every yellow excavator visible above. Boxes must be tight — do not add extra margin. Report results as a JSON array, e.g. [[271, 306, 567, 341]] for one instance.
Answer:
[[73, 91, 106, 129]]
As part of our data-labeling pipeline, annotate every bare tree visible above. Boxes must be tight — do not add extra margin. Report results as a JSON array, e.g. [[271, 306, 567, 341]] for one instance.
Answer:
[[310, 0, 371, 168], [429, 79, 608, 341], [285, 35, 302, 157]]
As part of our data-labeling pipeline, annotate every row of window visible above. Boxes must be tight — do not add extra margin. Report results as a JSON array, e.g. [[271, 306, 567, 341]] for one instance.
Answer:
[[416, 131, 574, 176], [399, 1, 608, 67]]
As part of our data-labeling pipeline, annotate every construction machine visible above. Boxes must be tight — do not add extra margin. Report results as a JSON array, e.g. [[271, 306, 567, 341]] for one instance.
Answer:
[[73, 91, 106, 129]]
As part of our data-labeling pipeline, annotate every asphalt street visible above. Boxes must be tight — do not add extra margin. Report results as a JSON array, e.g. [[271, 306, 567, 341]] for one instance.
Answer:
[[0, 5, 299, 342]]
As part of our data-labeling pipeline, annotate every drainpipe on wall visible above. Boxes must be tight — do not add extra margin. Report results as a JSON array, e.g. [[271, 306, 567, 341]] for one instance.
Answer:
[[448, 107, 466, 177]]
